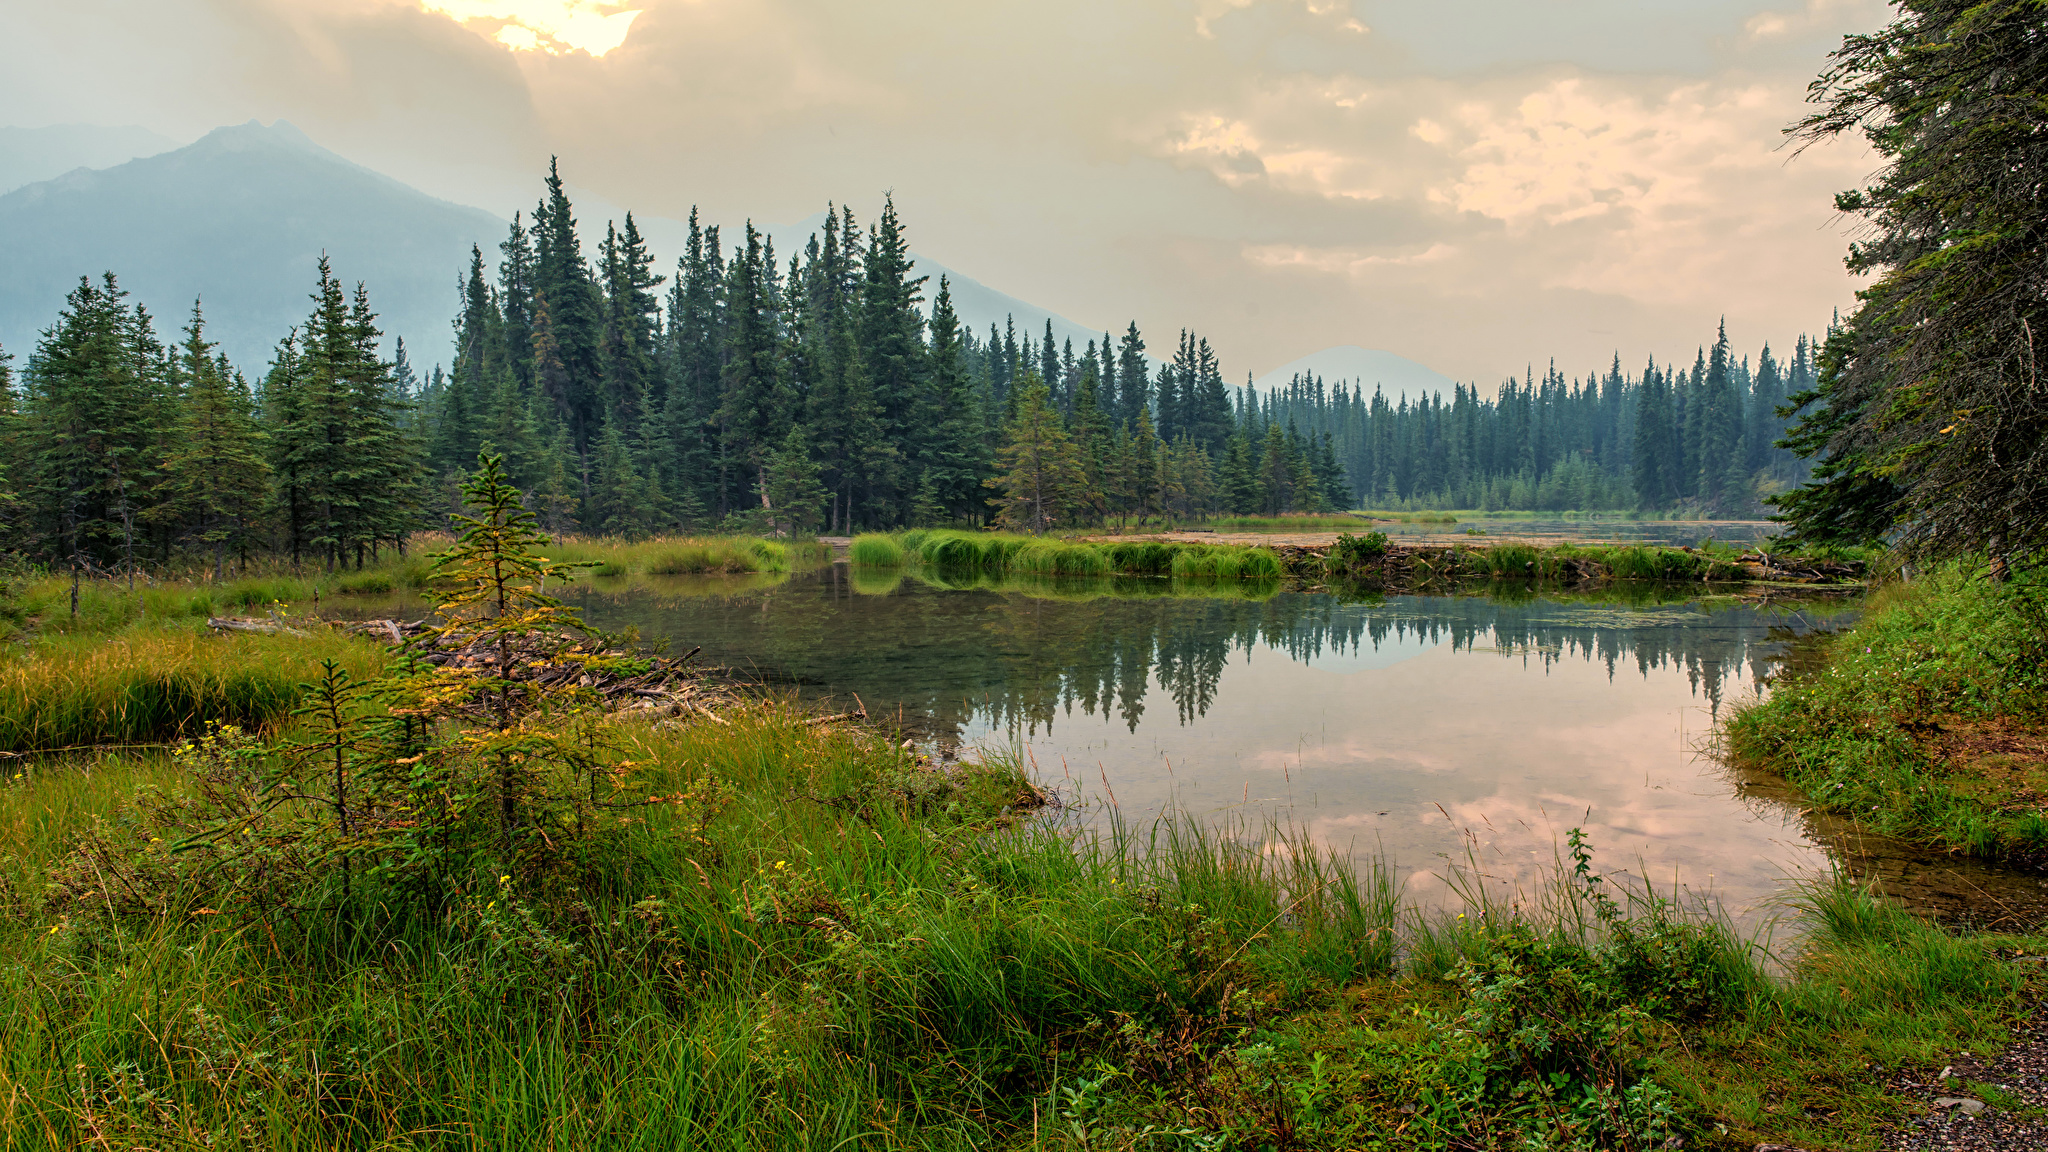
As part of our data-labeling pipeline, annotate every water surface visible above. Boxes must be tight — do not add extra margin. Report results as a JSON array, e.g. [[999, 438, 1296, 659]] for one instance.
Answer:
[[546, 565, 1880, 921]]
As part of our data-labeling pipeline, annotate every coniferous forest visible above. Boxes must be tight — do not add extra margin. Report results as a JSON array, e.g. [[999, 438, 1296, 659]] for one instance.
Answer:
[[0, 161, 1816, 572]]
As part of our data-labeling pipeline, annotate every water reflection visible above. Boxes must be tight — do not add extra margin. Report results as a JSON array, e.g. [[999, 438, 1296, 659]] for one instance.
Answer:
[[528, 566, 1888, 920], [562, 568, 1828, 745]]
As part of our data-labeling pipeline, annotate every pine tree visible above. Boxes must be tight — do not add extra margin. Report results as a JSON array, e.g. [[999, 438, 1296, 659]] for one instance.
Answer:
[[531, 160, 606, 455], [918, 277, 987, 520], [157, 303, 270, 578], [986, 374, 1084, 533], [763, 425, 828, 536], [858, 197, 928, 521], [22, 274, 167, 593]]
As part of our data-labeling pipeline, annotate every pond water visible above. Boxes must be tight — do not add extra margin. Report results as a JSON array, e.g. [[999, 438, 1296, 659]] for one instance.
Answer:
[[530, 564, 1907, 925]]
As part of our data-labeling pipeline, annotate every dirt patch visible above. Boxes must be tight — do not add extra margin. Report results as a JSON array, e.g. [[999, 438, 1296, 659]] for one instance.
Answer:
[[1928, 718, 2048, 815]]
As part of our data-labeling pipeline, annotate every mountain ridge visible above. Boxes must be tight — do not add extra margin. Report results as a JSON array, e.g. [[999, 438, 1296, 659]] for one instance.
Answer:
[[0, 122, 1458, 396]]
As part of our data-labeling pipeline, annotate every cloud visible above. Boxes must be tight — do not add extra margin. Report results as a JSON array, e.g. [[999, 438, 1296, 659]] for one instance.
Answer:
[[419, 2, 643, 56], [0, 0, 1890, 382]]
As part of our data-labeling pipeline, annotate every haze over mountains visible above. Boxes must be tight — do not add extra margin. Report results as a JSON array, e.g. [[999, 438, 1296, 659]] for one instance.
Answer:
[[0, 120, 1452, 398], [0, 124, 182, 194]]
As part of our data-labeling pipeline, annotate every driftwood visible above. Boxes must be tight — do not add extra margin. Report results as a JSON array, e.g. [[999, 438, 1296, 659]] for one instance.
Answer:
[[319, 618, 832, 730], [206, 616, 309, 636]]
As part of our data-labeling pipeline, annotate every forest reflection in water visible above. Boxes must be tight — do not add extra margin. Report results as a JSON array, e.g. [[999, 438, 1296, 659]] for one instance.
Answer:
[[551, 565, 1884, 922]]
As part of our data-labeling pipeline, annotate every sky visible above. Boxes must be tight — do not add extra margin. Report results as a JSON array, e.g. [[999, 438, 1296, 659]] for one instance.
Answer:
[[0, 0, 1889, 384]]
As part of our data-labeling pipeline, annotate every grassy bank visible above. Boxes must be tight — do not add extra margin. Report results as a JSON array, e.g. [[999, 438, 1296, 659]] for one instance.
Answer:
[[1312, 536, 1870, 588], [852, 530, 1285, 580], [0, 516, 2034, 1149], [0, 697, 2037, 1150], [0, 630, 387, 752], [1726, 563, 2048, 865], [545, 534, 830, 577], [1, 534, 823, 626]]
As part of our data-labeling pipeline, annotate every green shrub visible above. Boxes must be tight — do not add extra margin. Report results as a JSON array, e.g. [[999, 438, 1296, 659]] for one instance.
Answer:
[[1326, 531, 1390, 571]]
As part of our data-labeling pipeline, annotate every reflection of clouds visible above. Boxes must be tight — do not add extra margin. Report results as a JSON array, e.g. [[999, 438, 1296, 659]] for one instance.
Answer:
[[1039, 630, 1833, 925]]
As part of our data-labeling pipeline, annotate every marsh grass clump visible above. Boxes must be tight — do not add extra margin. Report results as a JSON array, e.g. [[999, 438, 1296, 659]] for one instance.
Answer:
[[0, 630, 385, 752], [546, 535, 826, 578], [1169, 543, 1283, 579], [862, 531, 1287, 582]]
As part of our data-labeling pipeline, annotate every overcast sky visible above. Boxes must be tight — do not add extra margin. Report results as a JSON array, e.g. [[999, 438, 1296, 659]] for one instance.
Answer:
[[2, 0, 1888, 383]]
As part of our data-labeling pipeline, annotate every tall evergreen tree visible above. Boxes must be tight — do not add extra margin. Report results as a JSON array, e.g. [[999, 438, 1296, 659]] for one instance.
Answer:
[[157, 303, 270, 577]]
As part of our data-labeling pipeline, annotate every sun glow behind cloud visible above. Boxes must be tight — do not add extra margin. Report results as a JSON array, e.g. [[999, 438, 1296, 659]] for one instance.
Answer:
[[417, 1, 641, 56]]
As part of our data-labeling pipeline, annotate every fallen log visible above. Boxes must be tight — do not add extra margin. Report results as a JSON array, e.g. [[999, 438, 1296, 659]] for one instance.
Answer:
[[207, 616, 309, 636]]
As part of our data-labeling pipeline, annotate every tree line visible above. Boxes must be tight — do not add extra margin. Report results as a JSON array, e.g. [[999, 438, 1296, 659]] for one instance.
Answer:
[[1258, 330, 1815, 515], [0, 161, 1820, 573]]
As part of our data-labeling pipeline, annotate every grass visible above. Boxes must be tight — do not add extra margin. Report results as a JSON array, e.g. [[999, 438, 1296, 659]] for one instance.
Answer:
[[1726, 562, 2048, 865], [0, 630, 388, 753], [0, 578, 2039, 1150], [909, 568, 1285, 602], [546, 535, 830, 577], [1197, 514, 1381, 531], [856, 530, 1288, 582], [0, 699, 2035, 1150], [1320, 538, 1762, 585], [849, 532, 907, 567]]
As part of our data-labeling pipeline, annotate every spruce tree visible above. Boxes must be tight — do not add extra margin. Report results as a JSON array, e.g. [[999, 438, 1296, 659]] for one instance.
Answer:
[[986, 374, 1083, 533], [22, 274, 166, 590], [157, 303, 270, 578]]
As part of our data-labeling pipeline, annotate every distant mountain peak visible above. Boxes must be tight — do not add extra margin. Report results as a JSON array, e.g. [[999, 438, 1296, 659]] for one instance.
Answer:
[[0, 121, 504, 370], [197, 119, 322, 154]]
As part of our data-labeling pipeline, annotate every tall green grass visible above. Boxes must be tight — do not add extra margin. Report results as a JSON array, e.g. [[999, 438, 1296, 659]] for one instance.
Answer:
[[0, 631, 387, 752], [547, 535, 828, 577], [858, 530, 1286, 582], [0, 677, 2035, 1150], [848, 533, 907, 567]]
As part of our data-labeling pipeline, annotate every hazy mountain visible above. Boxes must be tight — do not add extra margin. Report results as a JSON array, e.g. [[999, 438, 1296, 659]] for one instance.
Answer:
[[1253, 345, 1458, 402], [0, 120, 504, 372], [0, 124, 182, 195], [0, 121, 1428, 392]]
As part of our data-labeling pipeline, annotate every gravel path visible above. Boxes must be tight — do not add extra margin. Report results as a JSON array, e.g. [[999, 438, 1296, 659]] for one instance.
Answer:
[[1882, 992, 2048, 1151]]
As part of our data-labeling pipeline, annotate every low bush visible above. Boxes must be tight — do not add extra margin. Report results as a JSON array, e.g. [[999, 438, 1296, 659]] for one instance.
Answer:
[[1325, 531, 1390, 572]]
